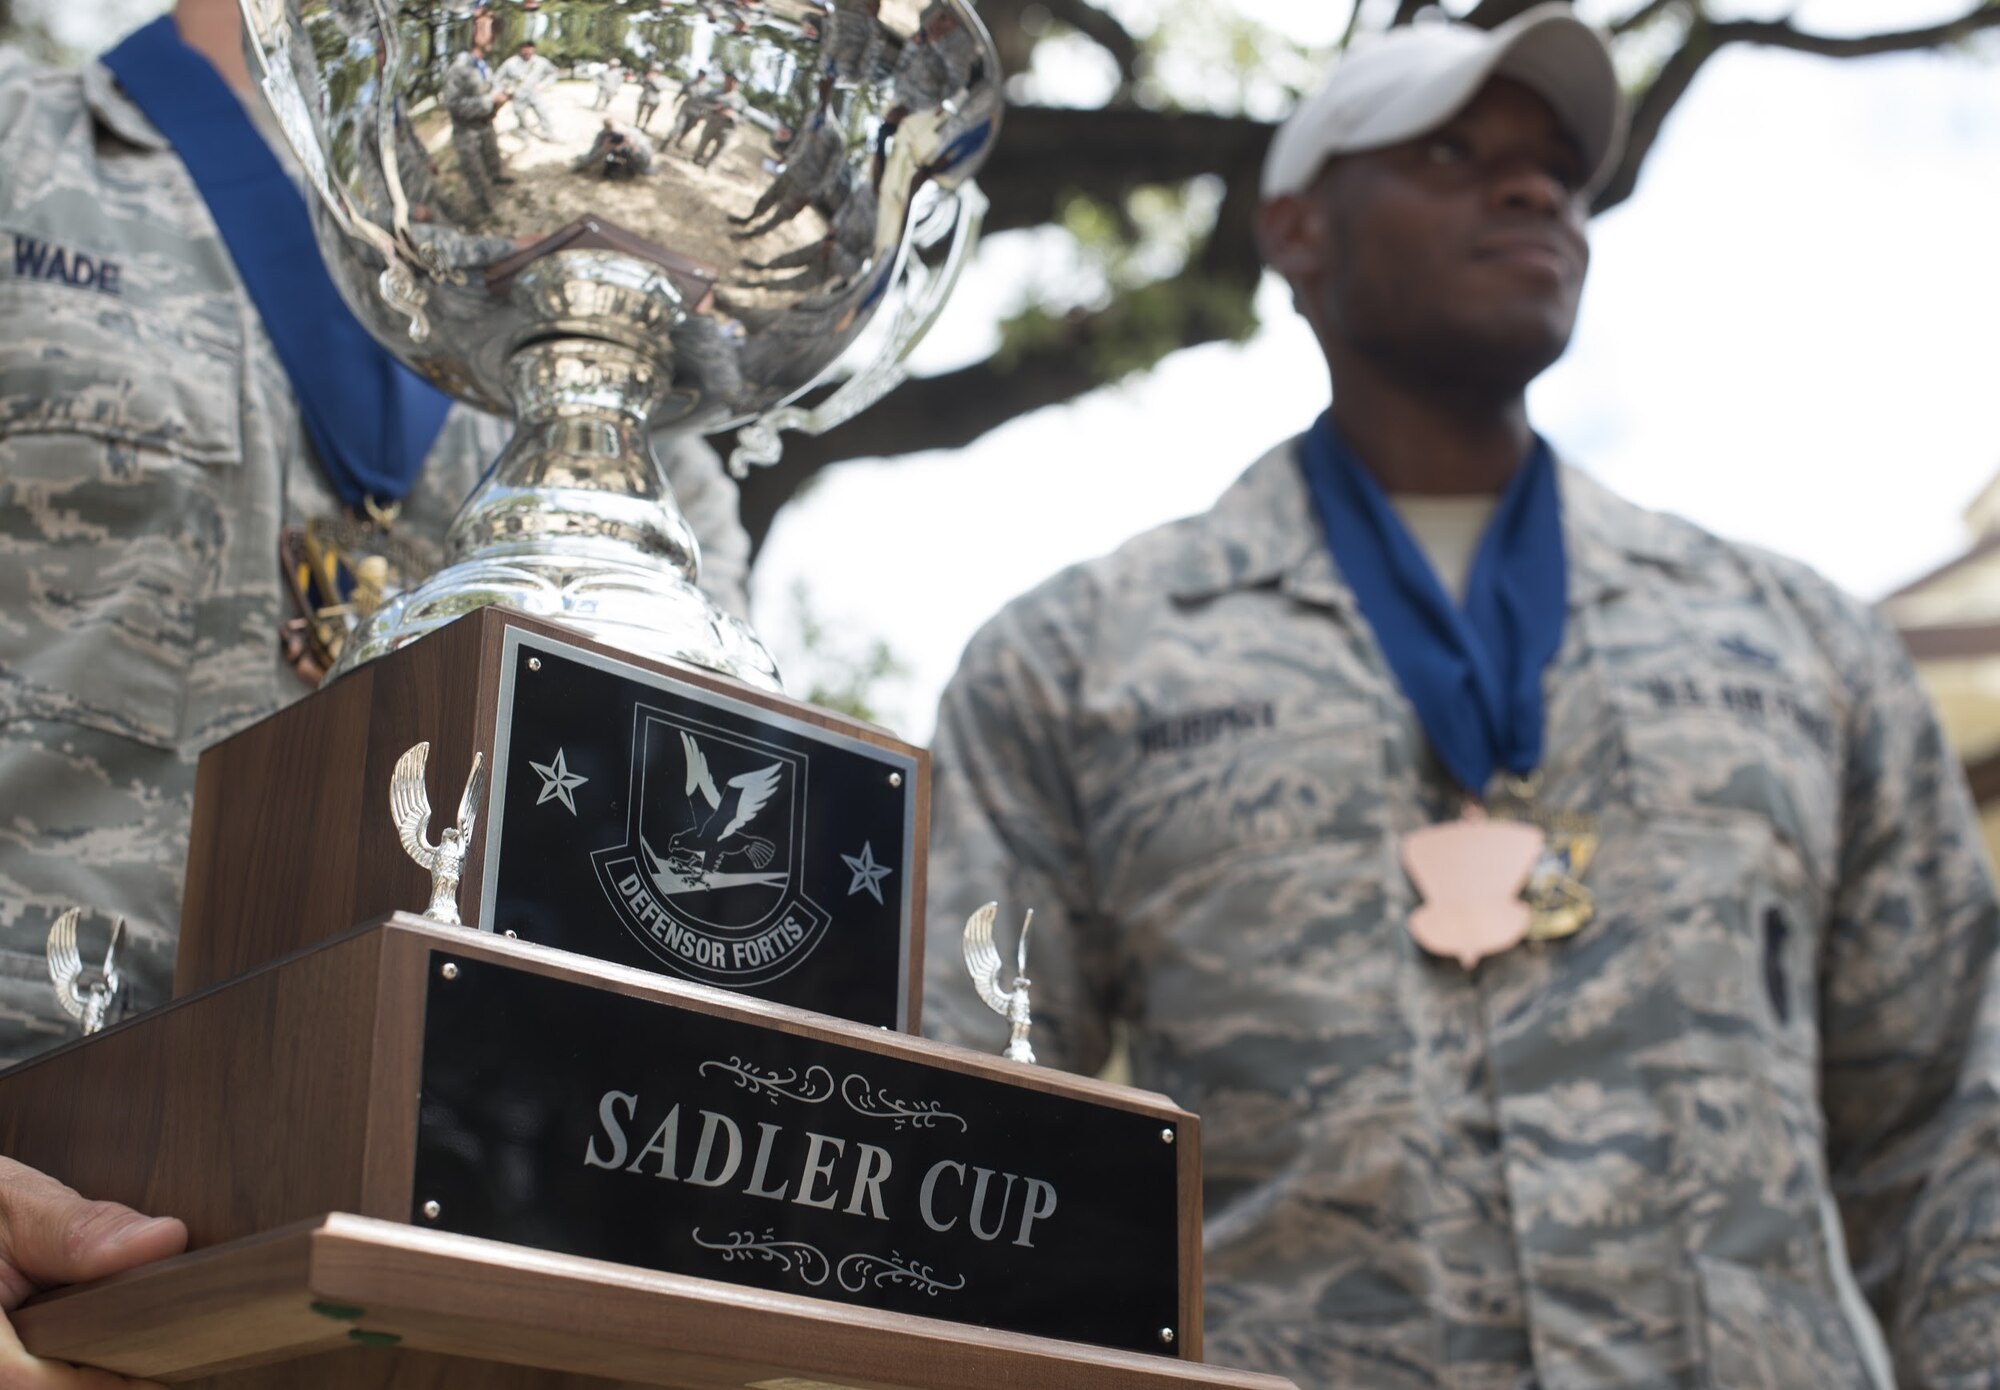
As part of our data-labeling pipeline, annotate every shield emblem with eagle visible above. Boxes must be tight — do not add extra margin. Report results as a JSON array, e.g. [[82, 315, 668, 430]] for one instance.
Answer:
[[481, 630, 917, 1028], [592, 708, 832, 986]]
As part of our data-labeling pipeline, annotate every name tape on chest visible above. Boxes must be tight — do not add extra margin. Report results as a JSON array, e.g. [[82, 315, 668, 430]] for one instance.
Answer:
[[11, 235, 124, 296]]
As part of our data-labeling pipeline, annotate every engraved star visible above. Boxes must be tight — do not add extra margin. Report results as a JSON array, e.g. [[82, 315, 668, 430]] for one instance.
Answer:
[[529, 747, 588, 815], [841, 841, 893, 904]]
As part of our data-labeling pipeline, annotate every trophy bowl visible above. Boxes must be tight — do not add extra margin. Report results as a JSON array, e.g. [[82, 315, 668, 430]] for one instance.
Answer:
[[240, 0, 1002, 688]]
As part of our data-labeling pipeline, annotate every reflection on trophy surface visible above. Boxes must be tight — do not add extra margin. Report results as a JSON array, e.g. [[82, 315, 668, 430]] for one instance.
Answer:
[[241, 0, 1000, 687]]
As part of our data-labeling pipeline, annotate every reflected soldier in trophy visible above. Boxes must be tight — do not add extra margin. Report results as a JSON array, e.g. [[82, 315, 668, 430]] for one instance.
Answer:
[[593, 56, 622, 109], [743, 170, 877, 293], [634, 62, 667, 131], [666, 66, 713, 148], [572, 117, 655, 179], [443, 34, 512, 218], [730, 114, 845, 239], [496, 39, 558, 141], [819, 0, 881, 99], [669, 66, 711, 127], [874, 2, 980, 188], [690, 73, 743, 168]]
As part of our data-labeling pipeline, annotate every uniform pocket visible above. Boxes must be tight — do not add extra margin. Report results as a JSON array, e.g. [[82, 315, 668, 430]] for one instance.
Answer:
[[1605, 643, 1837, 1074], [1088, 699, 1390, 920], [1695, 1256, 1875, 1390], [0, 280, 244, 749], [1610, 657, 1840, 892]]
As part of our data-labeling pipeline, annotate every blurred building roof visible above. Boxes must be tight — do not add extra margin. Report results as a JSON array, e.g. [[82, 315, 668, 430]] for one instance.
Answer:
[[1887, 466, 2000, 854]]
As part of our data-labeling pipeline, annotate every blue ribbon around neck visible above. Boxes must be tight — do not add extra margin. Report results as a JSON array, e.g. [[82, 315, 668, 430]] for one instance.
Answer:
[[100, 16, 452, 509], [1298, 414, 1568, 797]]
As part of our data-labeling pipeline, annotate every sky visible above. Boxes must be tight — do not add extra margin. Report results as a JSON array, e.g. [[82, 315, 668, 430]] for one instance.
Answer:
[[20, 0, 2000, 742]]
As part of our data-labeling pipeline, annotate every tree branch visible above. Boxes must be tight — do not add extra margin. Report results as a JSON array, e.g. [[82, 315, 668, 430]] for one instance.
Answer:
[[1610, 0, 1685, 39], [1592, 3, 2000, 212], [1459, 0, 1547, 28], [1709, 6, 2000, 59], [1036, 0, 1143, 88], [975, 103, 1274, 235], [1338, 0, 1367, 51], [1590, 18, 1718, 213]]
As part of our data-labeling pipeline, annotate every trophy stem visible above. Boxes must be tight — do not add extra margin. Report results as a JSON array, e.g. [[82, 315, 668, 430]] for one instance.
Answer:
[[447, 339, 699, 573], [325, 337, 781, 690]]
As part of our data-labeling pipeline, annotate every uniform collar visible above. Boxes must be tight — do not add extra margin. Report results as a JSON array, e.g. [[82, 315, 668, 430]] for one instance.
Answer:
[[88, 45, 302, 177], [1557, 463, 1711, 607], [82, 57, 171, 151], [1166, 434, 1707, 614]]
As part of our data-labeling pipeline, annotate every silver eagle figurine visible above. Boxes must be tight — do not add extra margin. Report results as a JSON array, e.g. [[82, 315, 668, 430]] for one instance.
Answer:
[[46, 907, 126, 1036], [963, 901, 1037, 1065], [391, 741, 486, 927]]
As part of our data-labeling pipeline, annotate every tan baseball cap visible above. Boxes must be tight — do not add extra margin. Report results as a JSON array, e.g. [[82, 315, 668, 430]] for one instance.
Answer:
[[1260, 4, 1625, 200]]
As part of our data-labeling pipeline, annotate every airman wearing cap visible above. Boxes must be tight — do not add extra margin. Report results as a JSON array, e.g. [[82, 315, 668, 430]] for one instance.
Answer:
[[922, 6, 2000, 1386]]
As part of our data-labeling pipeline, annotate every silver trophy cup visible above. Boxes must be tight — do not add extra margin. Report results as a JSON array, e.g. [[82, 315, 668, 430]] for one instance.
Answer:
[[239, 0, 1001, 688]]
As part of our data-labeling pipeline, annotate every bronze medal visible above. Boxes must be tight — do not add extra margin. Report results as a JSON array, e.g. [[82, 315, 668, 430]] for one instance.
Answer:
[[1401, 804, 1547, 969]]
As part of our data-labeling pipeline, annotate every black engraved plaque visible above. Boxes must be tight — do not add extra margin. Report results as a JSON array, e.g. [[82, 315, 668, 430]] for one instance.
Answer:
[[479, 629, 916, 1028], [413, 956, 1185, 1356]]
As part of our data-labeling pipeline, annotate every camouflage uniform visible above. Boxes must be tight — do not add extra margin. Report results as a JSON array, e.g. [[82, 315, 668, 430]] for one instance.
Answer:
[[734, 119, 846, 237], [667, 73, 714, 149], [748, 182, 875, 293], [593, 64, 622, 112], [822, 0, 883, 89], [441, 50, 505, 218], [924, 439, 2000, 1390], [0, 49, 753, 1070], [570, 121, 655, 180], [494, 51, 556, 140], [691, 87, 744, 169], [633, 72, 665, 133]]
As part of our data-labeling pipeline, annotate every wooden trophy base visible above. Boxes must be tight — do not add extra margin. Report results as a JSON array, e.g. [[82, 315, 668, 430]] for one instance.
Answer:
[[2, 917, 1294, 1390], [17, 1214, 1296, 1390]]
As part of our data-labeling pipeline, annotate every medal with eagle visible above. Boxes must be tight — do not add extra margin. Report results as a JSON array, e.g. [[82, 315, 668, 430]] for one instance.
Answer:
[[280, 499, 429, 682], [1486, 773, 1597, 941]]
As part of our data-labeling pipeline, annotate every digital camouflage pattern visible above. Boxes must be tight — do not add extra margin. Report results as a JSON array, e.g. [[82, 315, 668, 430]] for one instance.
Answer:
[[0, 47, 751, 1070], [924, 439, 2000, 1390], [441, 50, 505, 217]]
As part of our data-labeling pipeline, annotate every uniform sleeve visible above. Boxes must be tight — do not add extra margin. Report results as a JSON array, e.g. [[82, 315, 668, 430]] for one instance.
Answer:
[[921, 581, 1117, 1076], [415, 404, 506, 509], [1820, 605, 2000, 1388]]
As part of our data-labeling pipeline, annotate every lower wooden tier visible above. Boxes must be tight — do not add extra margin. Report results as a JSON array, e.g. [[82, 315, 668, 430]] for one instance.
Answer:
[[17, 1214, 1299, 1390]]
